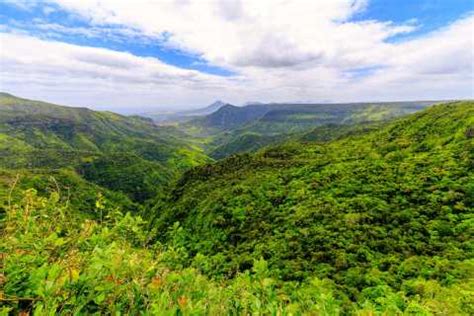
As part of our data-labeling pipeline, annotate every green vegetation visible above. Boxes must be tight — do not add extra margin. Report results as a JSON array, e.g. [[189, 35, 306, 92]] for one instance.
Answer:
[[184, 101, 435, 159], [209, 132, 291, 159], [1, 95, 473, 315], [2, 185, 471, 314], [154, 102, 474, 313], [0, 93, 209, 210]]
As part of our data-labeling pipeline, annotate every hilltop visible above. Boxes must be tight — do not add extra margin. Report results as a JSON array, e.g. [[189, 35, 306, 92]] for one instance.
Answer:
[[142, 100, 228, 123]]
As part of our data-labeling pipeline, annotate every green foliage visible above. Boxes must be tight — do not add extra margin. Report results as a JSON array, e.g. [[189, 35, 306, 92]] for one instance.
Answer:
[[299, 122, 383, 143], [154, 102, 474, 313], [78, 154, 170, 203], [2, 99, 473, 314], [2, 190, 230, 315], [209, 132, 291, 159], [0, 93, 209, 208], [187, 100, 435, 159], [4, 189, 471, 315], [0, 168, 138, 217]]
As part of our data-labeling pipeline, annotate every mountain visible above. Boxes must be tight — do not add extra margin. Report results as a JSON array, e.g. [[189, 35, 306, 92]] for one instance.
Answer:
[[186, 101, 438, 158], [208, 121, 384, 159], [143, 100, 227, 123], [184, 100, 227, 116], [0, 93, 209, 209], [190, 101, 436, 133], [154, 101, 474, 310], [3, 99, 473, 315], [192, 103, 270, 130], [299, 121, 384, 143], [209, 132, 291, 160]]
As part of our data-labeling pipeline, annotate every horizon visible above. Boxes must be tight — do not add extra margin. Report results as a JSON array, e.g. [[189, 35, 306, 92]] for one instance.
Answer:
[[1, 90, 468, 116], [0, 0, 473, 111]]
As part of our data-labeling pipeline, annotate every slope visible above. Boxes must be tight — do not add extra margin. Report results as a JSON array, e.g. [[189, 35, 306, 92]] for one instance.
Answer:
[[189, 101, 434, 133], [0, 93, 209, 208], [155, 101, 474, 306], [187, 101, 436, 158], [191, 103, 270, 131]]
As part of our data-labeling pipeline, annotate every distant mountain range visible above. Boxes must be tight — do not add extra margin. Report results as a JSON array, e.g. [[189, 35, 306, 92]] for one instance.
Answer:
[[189, 101, 438, 132], [181, 100, 440, 158], [197, 103, 270, 130], [184, 100, 227, 116], [1, 92, 442, 164], [143, 100, 228, 123], [143, 99, 442, 129]]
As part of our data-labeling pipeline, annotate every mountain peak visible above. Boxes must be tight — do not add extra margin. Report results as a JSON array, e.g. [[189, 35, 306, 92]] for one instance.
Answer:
[[218, 103, 238, 110], [205, 100, 227, 110]]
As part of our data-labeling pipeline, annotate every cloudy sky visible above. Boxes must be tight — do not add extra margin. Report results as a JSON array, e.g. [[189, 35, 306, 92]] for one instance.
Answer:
[[0, 0, 473, 112]]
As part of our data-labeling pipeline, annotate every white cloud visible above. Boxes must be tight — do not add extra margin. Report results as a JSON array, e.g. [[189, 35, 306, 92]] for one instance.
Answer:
[[47, 0, 410, 70], [0, 0, 472, 110], [0, 32, 247, 110]]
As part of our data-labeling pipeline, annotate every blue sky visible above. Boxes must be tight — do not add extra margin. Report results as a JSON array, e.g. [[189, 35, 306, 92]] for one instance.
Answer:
[[0, 1, 235, 76], [354, 0, 472, 27], [1, 0, 471, 75], [353, 0, 473, 42], [0, 0, 472, 111]]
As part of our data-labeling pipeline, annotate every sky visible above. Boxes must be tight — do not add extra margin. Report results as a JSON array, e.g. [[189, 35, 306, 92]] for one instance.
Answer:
[[0, 0, 473, 112]]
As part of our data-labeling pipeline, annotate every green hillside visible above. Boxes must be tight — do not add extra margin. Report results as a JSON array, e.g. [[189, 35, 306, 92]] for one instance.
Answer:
[[299, 122, 384, 143], [185, 101, 436, 158], [188, 103, 269, 132], [154, 102, 474, 311], [209, 121, 385, 159], [208, 132, 292, 159], [189, 101, 435, 134], [2, 99, 473, 315], [0, 93, 209, 209]]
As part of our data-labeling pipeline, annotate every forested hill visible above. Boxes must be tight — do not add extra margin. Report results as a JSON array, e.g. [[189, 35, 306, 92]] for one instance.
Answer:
[[185, 100, 438, 159], [188, 100, 436, 133], [0, 92, 197, 158], [0, 93, 208, 209], [154, 101, 473, 305], [2, 100, 473, 315]]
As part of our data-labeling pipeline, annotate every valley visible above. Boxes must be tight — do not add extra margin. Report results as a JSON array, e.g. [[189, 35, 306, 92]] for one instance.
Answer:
[[157, 99, 437, 159], [2, 1, 473, 314], [1, 93, 472, 314]]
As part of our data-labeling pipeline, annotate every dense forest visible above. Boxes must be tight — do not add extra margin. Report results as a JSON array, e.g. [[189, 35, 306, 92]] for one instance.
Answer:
[[182, 100, 435, 159], [0, 92, 209, 213], [1, 94, 473, 315]]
